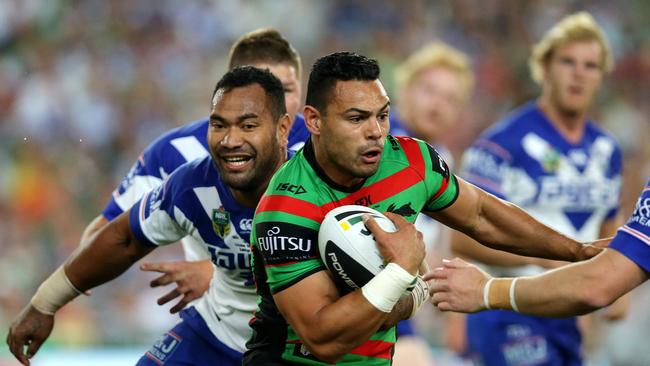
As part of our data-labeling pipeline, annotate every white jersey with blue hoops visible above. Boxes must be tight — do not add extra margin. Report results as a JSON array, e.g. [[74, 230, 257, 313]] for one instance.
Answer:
[[461, 102, 622, 276], [103, 115, 308, 260], [129, 155, 257, 353]]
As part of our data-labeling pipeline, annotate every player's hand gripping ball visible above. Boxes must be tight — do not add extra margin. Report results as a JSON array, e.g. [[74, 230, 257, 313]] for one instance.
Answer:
[[319, 205, 396, 293]]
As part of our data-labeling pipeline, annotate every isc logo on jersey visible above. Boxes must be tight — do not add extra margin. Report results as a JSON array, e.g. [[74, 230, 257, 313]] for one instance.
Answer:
[[318, 205, 393, 292]]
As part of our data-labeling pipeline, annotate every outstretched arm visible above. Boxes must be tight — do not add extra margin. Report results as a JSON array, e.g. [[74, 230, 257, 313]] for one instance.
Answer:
[[6, 210, 153, 365], [428, 178, 601, 262], [427, 250, 647, 317]]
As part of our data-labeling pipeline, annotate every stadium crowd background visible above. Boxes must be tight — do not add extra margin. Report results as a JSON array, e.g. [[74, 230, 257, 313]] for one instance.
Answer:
[[0, 0, 647, 364]]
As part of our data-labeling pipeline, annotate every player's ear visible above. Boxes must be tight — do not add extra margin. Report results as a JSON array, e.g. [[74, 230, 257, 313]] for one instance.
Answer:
[[276, 113, 291, 148], [303, 105, 321, 136]]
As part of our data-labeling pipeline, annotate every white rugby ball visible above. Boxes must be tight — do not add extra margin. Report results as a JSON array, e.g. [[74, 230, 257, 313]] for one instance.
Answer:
[[319, 205, 396, 293]]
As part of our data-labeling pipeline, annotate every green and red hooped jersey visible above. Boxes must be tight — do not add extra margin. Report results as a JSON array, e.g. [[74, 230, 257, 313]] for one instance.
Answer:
[[247, 135, 459, 365]]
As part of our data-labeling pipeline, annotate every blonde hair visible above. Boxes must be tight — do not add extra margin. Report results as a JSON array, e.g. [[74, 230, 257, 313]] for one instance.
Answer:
[[395, 41, 474, 102], [529, 11, 613, 84]]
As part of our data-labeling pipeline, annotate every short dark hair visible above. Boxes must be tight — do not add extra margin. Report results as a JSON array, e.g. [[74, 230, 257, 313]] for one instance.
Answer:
[[305, 52, 380, 114], [229, 28, 302, 78], [212, 66, 287, 121]]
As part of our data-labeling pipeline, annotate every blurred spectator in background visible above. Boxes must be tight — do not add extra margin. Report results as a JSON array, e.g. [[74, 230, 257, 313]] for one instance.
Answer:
[[452, 11, 629, 366], [389, 41, 474, 365], [0, 1, 647, 365]]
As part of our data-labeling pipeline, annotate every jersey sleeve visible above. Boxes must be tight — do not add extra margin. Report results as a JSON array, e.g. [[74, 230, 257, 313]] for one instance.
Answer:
[[420, 142, 459, 212], [128, 172, 187, 247], [459, 137, 513, 199], [252, 194, 325, 294], [102, 147, 165, 221], [609, 181, 650, 272]]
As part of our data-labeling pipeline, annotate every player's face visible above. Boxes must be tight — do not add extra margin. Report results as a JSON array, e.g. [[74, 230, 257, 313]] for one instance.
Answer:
[[208, 84, 286, 192], [543, 40, 604, 115], [400, 66, 464, 142], [253, 62, 301, 122], [318, 79, 390, 186]]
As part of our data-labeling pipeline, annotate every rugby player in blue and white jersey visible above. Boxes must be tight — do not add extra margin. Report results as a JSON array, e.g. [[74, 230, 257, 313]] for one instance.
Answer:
[[428, 178, 650, 318], [88, 28, 308, 313], [7, 66, 291, 366], [450, 12, 627, 366]]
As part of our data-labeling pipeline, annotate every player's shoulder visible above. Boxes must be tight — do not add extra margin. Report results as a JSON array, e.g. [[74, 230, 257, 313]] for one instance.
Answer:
[[144, 119, 209, 157], [161, 155, 213, 197], [468, 102, 541, 160], [387, 135, 438, 163], [265, 148, 316, 194], [584, 120, 622, 149], [483, 103, 539, 141]]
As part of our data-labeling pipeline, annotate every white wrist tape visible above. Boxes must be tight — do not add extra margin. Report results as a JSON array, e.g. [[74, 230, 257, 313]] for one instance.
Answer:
[[31, 266, 83, 315], [483, 278, 494, 310], [409, 276, 430, 318], [362, 263, 416, 313], [509, 278, 520, 312]]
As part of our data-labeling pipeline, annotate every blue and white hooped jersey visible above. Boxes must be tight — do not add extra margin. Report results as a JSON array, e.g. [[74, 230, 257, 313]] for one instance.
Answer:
[[129, 155, 257, 353], [460, 102, 622, 366], [103, 115, 308, 260], [610, 180, 650, 272], [461, 102, 622, 254]]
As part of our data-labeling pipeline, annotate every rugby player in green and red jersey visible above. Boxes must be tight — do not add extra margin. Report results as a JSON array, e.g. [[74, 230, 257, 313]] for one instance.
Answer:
[[244, 52, 603, 365]]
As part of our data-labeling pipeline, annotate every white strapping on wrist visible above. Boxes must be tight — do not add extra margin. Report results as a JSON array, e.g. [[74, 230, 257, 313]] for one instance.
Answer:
[[362, 263, 416, 313], [509, 278, 520, 312], [409, 276, 430, 318], [483, 278, 494, 310], [31, 266, 83, 315]]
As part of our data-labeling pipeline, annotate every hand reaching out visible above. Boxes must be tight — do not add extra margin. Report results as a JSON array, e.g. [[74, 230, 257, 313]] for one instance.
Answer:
[[140, 259, 214, 313], [425, 258, 491, 313]]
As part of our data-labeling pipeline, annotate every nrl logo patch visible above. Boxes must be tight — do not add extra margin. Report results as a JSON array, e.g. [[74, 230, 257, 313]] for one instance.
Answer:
[[542, 149, 560, 172], [212, 206, 231, 238]]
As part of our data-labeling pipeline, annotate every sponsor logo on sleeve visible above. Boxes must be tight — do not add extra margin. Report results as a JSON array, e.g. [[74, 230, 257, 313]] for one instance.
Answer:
[[631, 196, 650, 227], [426, 143, 450, 180]]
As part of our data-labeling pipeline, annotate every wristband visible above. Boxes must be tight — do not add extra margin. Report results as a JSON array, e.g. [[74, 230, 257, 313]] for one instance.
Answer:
[[362, 263, 416, 313], [482, 278, 494, 310], [409, 276, 430, 318], [485, 278, 515, 311], [509, 278, 520, 312], [31, 266, 83, 315]]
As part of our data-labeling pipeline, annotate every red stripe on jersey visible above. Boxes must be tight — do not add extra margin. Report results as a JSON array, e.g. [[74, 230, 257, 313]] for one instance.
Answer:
[[428, 173, 450, 204], [257, 194, 326, 222], [350, 339, 394, 359], [321, 167, 421, 212], [394, 136, 424, 177]]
